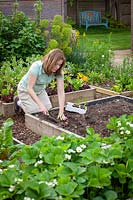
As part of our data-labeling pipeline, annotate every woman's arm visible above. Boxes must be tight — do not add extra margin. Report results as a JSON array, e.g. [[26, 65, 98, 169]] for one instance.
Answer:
[[27, 73, 48, 114], [57, 78, 67, 120]]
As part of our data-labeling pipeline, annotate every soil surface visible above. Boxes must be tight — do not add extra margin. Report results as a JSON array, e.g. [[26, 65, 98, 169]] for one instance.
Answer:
[[33, 98, 133, 138]]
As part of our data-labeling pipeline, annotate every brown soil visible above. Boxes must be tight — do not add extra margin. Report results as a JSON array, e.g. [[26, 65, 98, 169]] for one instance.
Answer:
[[0, 96, 132, 145], [0, 114, 41, 145], [33, 98, 133, 138]]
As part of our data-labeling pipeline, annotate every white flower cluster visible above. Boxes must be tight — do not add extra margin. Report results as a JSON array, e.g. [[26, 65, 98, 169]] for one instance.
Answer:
[[0, 160, 3, 163], [45, 179, 58, 187], [76, 144, 86, 153], [34, 160, 43, 167], [117, 121, 132, 135]]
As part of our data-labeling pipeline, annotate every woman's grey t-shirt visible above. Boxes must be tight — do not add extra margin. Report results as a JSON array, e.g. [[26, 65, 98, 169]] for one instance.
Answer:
[[18, 60, 63, 94]]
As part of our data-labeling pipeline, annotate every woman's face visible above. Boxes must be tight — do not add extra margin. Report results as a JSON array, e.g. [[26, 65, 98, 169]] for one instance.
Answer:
[[51, 60, 63, 73]]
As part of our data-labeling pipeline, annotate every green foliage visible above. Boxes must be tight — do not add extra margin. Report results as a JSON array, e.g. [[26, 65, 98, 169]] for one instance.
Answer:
[[0, 115, 132, 199], [0, 10, 46, 63], [0, 57, 28, 102], [44, 15, 73, 56], [0, 118, 14, 148], [111, 57, 133, 92]]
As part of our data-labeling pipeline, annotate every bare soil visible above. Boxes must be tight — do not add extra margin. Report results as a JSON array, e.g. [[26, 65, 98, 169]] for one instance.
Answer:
[[33, 98, 133, 138]]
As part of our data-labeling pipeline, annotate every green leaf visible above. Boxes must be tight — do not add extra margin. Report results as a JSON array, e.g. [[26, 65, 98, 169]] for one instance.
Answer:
[[21, 146, 39, 164], [104, 190, 118, 200], [87, 166, 111, 188], [56, 181, 77, 196]]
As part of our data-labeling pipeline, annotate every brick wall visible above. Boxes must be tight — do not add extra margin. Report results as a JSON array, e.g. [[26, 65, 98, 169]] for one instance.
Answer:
[[131, 0, 133, 51], [0, 0, 64, 20]]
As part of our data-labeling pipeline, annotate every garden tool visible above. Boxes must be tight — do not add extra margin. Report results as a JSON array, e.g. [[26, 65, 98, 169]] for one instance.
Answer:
[[65, 102, 87, 114]]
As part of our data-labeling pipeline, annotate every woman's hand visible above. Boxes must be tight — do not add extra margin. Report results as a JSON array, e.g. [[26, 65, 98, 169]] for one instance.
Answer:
[[57, 113, 67, 121], [39, 106, 49, 115]]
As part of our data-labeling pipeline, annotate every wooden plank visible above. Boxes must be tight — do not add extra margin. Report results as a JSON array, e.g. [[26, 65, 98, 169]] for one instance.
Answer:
[[25, 113, 82, 137], [91, 86, 119, 96], [50, 88, 96, 107]]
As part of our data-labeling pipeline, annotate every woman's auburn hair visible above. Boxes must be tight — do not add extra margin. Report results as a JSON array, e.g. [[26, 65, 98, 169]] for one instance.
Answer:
[[42, 48, 66, 76]]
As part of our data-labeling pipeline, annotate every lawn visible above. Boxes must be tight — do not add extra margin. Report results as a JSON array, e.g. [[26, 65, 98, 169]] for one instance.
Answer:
[[76, 26, 131, 50]]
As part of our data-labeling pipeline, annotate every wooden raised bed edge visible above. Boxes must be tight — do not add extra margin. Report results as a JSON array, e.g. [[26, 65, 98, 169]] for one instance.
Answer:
[[91, 85, 133, 98], [49, 88, 96, 107], [25, 95, 133, 138]]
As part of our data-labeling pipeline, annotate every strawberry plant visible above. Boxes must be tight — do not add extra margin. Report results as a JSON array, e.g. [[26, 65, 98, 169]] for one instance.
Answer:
[[0, 115, 132, 199]]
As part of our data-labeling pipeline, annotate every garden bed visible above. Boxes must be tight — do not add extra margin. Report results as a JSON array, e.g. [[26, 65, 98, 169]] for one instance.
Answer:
[[25, 95, 133, 138]]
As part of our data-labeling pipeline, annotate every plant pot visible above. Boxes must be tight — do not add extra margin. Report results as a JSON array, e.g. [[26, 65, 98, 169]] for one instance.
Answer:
[[0, 101, 15, 117]]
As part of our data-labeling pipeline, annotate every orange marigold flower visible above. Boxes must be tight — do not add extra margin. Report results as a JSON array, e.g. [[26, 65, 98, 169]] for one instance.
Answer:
[[82, 75, 88, 82]]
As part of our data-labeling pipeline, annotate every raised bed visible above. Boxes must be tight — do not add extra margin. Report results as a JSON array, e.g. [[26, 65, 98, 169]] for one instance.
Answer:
[[25, 95, 133, 137]]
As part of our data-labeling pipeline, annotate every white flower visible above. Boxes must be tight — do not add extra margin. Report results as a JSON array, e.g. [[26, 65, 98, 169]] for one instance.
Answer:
[[56, 136, 64, 140], [24, 197, 35, 200], [8, 165, 15, 168], [120, 131, 124, 135], [129, 123, 133, 128], [80, 144, 86, 149], [45, 179, 58, 187], [15, 178, 23, 184], [117, 121, 121, 127], [76, 147, 82, 153], [65, 154, 71, 160], [125, 130, 131, 135], [126, 122, 133, 128], [119, 127, 124, 131], [53, 179, 58, 185], [39, 181, 45, 184], [9, 185, 15, 192], [0, 169, 3, 174], [34, 160, 43, 167], [67, 149, 76, 154], [101, 144, 112, 149], [0, 160, 3, 163], [102, 55, 104, 58]]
